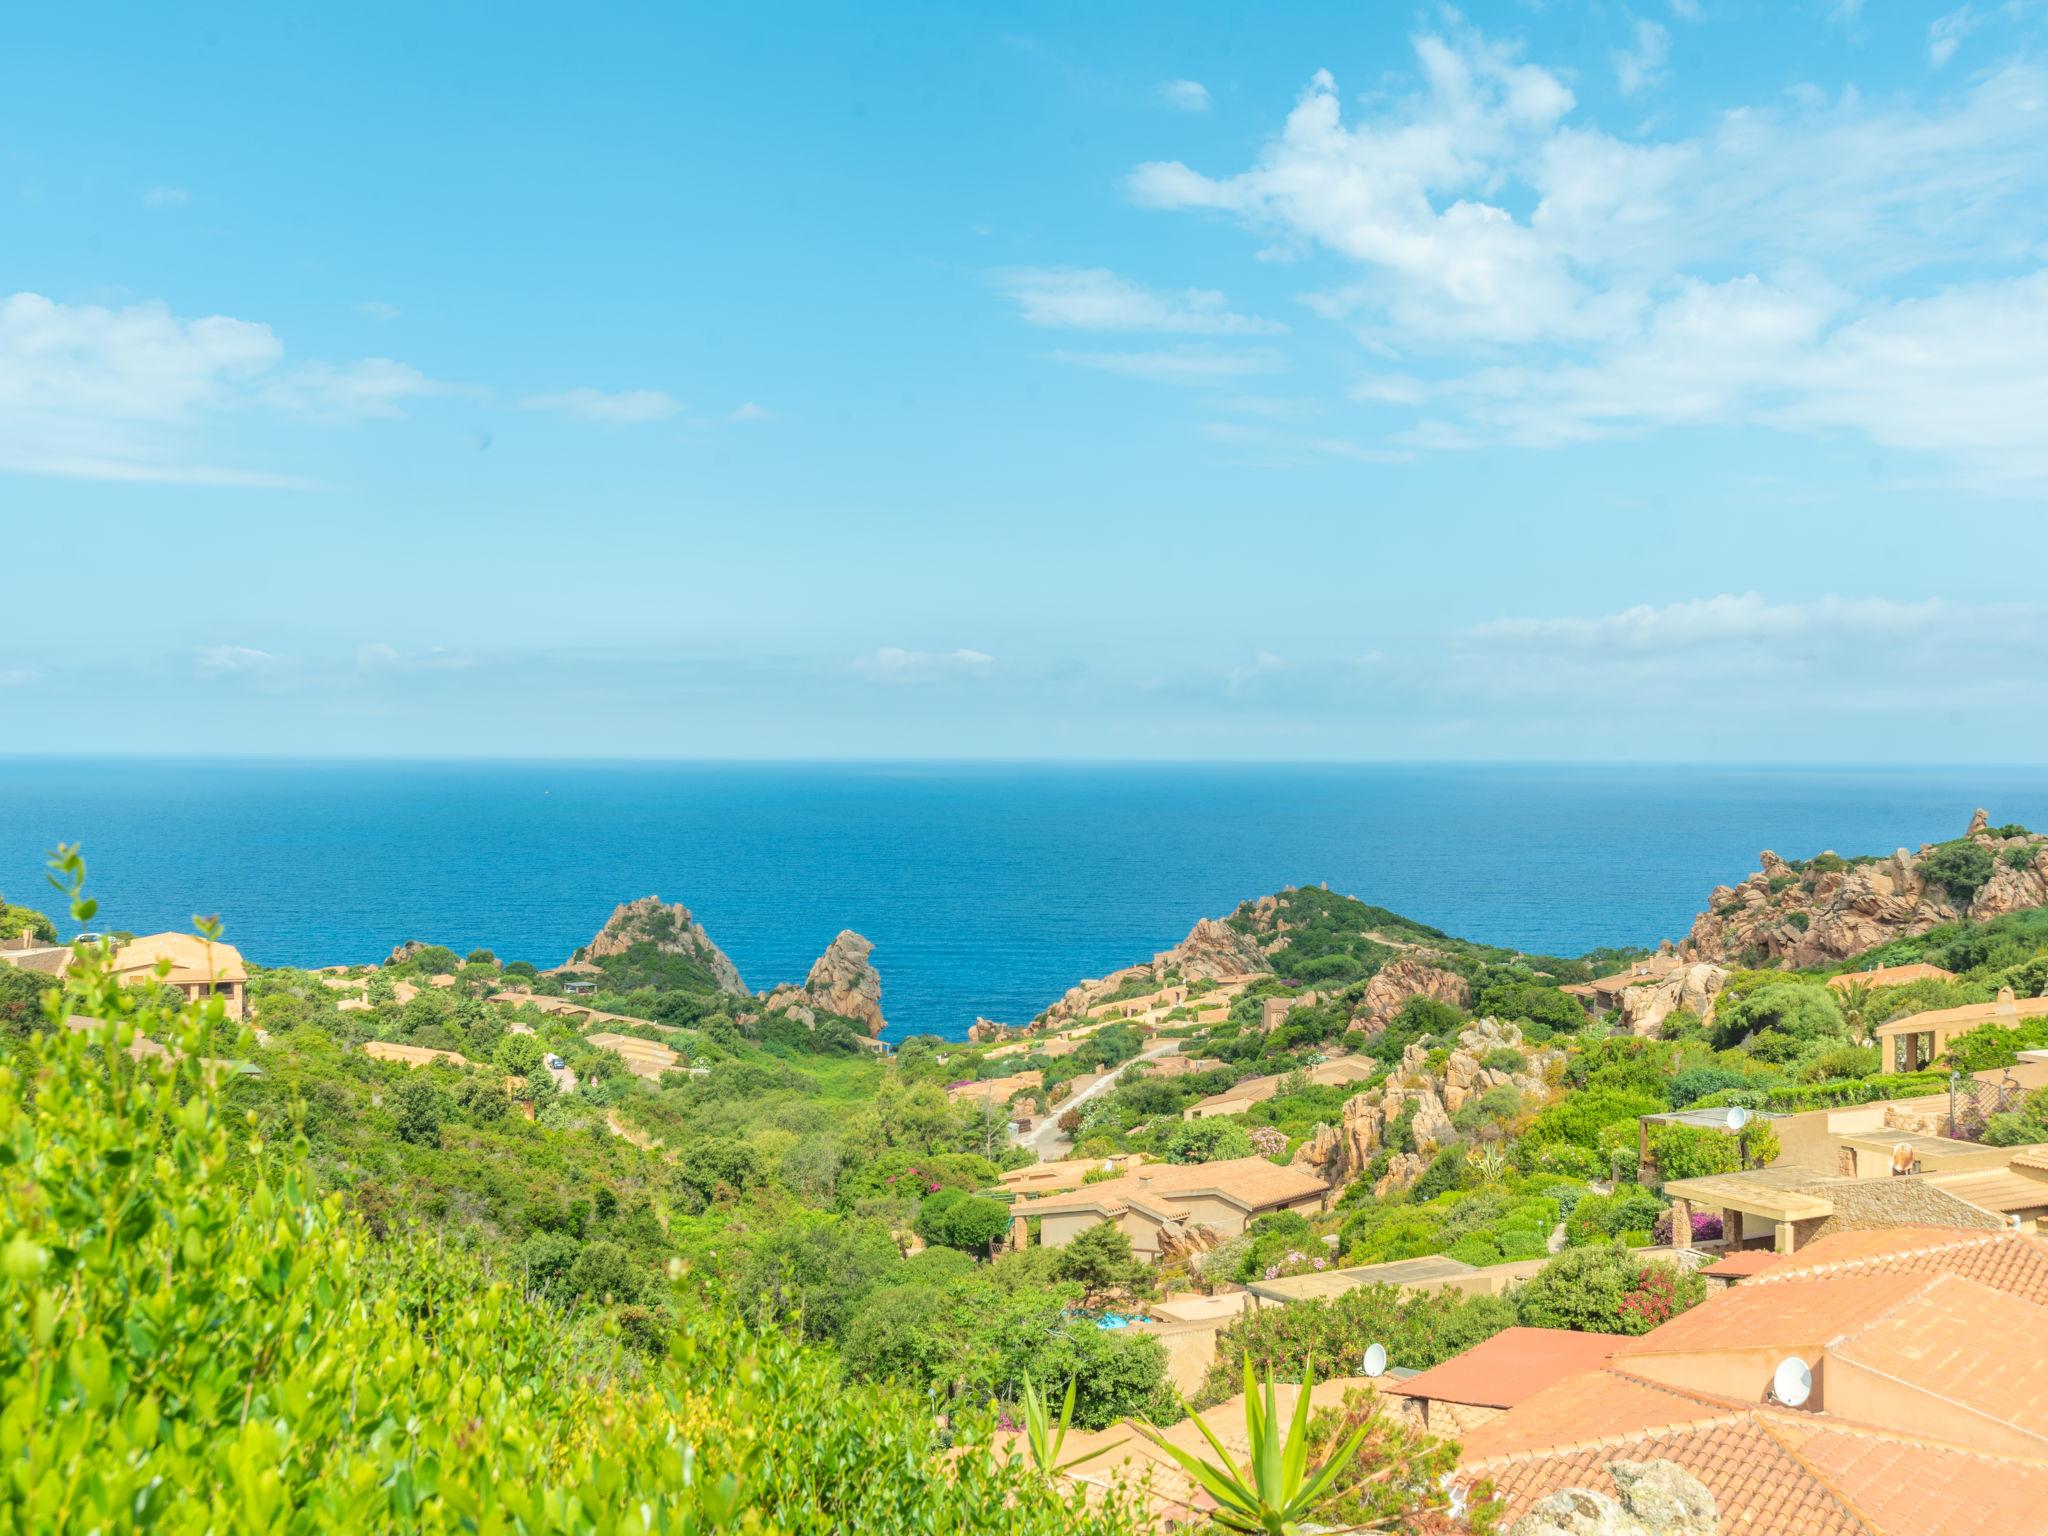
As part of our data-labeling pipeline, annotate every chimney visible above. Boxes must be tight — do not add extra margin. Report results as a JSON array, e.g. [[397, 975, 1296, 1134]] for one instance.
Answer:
[[1999, 986, 2017, 1013]]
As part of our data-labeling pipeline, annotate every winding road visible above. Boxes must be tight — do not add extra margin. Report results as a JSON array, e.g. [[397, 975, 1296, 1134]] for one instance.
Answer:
[[1016, 1040, 1179, 1161]]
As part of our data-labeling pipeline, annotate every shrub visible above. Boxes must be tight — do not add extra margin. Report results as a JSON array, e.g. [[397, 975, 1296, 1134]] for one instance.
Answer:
[[1512, 1243, 1705, 1335], [1524, 1088, 1665, 1150], [1165, 1118, 1255, 1164], [914, 1188, 1012, 1253], [1668, 1065, 1748, 1107], [1921, 840, 1996, 900]]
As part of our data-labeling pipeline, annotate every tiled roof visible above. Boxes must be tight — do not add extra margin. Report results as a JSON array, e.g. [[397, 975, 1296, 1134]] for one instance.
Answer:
[[1751, 1227, 2048, 1307], [2014, 1145, 2048, 1173], [1014, 1155, 1326, 1218], [1874, 989, 2048, 1036], [1468, 1397, 2048, 1536], [1614, 1271, 1934, 1358], [1456, 1368, 1731, 1462], [1382, 1327, 1629, 1410], [1830, 1275, 2048, 1442], [1468, 1408, 1869, 1536], [111, 932, 249, 986], [363, 1040, 471, 1069], [1699, 1248, 1784, 1279], [1927, 1166, 2048, 1215], [1765, 1416, 2048, 1536]]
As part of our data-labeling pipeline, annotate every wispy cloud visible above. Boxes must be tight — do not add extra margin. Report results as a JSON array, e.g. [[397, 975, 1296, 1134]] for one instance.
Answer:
[[1928, 7, 1980, 67], [1612, 18, 1671, 95], [1046, 346, 1285, 385], [995, 267, 1281, 335], [0, 291, 447, 485], [1158, 79, 1212, 113], [728, 401, 774, 422], [140, 185, 189, 208], [856, 646, 995, 678], [1125, 20, 2048, 486], [196, 645, 287, 677], [356, 299, 400, 322], [521, 387, 684, 424]]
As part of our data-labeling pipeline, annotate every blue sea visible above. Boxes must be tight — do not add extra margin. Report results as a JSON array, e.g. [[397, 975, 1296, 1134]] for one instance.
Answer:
[[3, 761, 2044, 1042]]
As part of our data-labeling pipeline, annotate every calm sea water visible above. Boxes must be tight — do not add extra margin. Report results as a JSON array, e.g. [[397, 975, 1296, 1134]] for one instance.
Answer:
[[3, 761, 2043, 1042]]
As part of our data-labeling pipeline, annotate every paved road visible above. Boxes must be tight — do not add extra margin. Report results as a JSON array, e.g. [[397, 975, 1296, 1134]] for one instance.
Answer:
[[1017, 1041, 1178, 1161]]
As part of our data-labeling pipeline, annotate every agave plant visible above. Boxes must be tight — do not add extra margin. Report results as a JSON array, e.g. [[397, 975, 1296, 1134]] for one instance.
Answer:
[[1127, 1358, 1375, 1535], [1018, 1374, 1113, 1475]]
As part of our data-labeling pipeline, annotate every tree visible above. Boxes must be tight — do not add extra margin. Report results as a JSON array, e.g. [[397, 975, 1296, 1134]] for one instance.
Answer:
[[0, 897, 56, 943], [1165, 1118, 1255, 1164], [1710, 982, 1844, 1054], [495, 1032, 545, 1077], [1053, 1222, 1150, 1306], [913, 1188, 1012, 1253], [567, 1240, 643, 1304], [390, 1075, 445, 1147]]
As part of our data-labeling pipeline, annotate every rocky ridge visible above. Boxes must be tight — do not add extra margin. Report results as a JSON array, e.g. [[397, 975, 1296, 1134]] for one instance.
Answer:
[[1295, 1018, 1561, 1196], [574, 896, 749, 993], [1681, 809, 2048, 969]]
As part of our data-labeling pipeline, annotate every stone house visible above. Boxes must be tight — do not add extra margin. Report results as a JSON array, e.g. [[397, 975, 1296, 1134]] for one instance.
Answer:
[[1011, 1155, 1329, 1263]]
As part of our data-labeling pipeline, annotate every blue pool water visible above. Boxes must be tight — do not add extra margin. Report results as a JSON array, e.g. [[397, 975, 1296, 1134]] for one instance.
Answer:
[[2, 760, 2042, 1041]]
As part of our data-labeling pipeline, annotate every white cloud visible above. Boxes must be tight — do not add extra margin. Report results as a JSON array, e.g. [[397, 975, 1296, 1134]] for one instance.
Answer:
[[1613, 19, 1671, 96], [140, 186, 190, 208], [1669, 0, 1702, 18], [1046, 346, 1285, 385], [0, 291, 447, 485], [196, 645, 285, 676], [1466, 593, 1957, 651], [265, 358, 447, 421], [994, 267, 1282, 334], [1928, 8, 1980, 67], [1158, 79, 1212, 113], [728, 401, 773, 422], [857, 647, 995, 678], [1124, 21, 2048, 486], [357, 300, 400, 322], [521, 387, 684, 424]]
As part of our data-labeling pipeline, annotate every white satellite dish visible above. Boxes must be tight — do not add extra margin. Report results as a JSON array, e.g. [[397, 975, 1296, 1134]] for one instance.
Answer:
[[1770, 1356, 1813, 1408], [1726, 1106, 1751, 1132], [1362, 1342, 1388, 1379]]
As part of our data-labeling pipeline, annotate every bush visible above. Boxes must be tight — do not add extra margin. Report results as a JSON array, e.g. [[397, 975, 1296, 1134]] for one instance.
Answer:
[[1512, 1243, 1705, 1335], [1668, 1065, 1749, 1107], [1165, 1118, 1255, 1164], [1710, 983, 1845, 1053], [1524, 1088, 1664, 1150], [1921, 840, 1996, 900], [1644, 1123, 1741, 1181], [1564, 1185, 1665, 1247]]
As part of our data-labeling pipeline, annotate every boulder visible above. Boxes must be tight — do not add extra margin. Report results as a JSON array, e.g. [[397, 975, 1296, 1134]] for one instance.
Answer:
[[1355, 955, 1471, 1031], [1617, 963, 1729, 1037], [1508, 1459, 1717, 1536], [761, 929, 887, 1036], [574, 896, 748, 993]]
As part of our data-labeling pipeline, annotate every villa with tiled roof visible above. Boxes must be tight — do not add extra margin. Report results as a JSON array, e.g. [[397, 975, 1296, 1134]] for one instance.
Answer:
[[1010, 1155, 1328, 1262], [1456, 1226, 2048, 1534]]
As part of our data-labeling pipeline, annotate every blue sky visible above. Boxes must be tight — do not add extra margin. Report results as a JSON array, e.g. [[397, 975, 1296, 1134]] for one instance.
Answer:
[[4, 1, 2046, 760]]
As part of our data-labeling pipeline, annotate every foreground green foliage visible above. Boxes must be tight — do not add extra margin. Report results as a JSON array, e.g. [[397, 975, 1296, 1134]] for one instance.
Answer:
[[1, 862, 1145, 1535]]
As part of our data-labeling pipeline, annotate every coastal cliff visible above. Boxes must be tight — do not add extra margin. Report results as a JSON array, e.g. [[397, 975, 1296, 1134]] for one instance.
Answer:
[[573, 895, 749, 993], [761, 929, 888, 1036]]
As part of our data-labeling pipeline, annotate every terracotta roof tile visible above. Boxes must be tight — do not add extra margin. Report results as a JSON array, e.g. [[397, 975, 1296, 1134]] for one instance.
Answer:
[[1762, 1416, 2048, 1536], [1014, 1155, 1327, 1218], [1700, 1248, 1785, 1279], [1831, 1275, 2048, 1442], [1754, 1228, 2048, 1307], [1383, 1327, 1630, 1410], [1614, 1271, 1935, 1357], [1454, 1369, 1729, 1462]]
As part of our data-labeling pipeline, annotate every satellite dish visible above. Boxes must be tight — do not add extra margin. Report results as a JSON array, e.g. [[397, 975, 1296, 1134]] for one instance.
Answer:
[[1363, 1342, 1388, 1379], [1726, 1106, 1750, 1132], [1770, 1356, 1813, 1408], [1891, 1143, 1917, 1177]]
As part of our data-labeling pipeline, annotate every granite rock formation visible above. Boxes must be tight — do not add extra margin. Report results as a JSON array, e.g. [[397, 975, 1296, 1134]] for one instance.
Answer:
[[573, 896, 748, 993], [1616, 962, 1729, 1037], [1296, 1018, 1559, 1194], [1156, 915, 1274, 982], [1355, 954, 1472, 1031], [762, 929, 887, 1036], [1680, 811, 2048, 969]]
